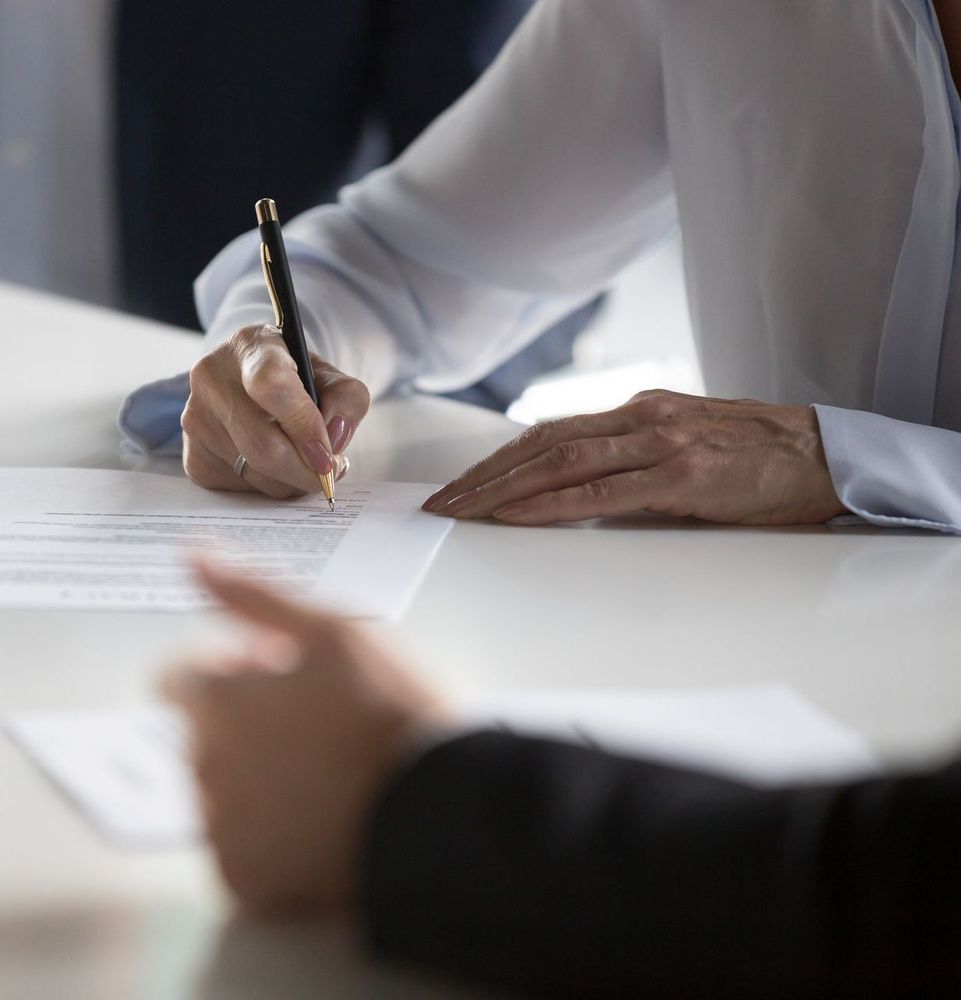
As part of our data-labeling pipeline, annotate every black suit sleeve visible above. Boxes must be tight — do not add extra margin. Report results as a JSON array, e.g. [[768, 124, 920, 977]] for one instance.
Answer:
[[361, 731, 961, 999]]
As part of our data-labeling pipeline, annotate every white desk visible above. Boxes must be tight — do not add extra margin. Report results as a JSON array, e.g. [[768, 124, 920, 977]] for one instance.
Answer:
[[2, 282, 961, 999]]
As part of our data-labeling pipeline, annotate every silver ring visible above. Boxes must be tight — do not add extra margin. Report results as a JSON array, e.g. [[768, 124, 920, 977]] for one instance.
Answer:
[[232, 454, 248, 479]]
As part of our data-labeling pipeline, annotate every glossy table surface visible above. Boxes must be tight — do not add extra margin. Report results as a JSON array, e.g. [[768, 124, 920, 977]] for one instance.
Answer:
[[2, 281, 961, 999]]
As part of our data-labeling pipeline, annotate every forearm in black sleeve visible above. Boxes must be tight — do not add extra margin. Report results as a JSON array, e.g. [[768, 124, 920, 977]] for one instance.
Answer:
[[361, 731, 961, 999]]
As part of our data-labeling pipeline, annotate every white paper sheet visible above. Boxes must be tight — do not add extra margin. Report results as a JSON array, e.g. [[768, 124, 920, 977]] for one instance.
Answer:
[[0, 468, 451, 619], [6, 684, 878, 848], [6, 708, 197, 847]]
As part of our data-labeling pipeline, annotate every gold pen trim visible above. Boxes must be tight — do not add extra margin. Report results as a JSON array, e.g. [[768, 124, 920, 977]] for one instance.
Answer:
[[259, 243, 285, 328]]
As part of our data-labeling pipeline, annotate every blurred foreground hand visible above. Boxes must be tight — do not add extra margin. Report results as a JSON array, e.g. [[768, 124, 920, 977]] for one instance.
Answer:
[[162, 559, 447, 912]]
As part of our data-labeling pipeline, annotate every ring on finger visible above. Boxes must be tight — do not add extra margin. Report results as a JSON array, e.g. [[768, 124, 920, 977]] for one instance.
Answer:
[[232, 454, 249, 479]]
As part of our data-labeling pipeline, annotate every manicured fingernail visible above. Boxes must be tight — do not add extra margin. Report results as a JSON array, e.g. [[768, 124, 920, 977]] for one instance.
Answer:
[[303, 439, 334, 475], [441, 492, 481, 518], [423, 484, 455, 512], [492, 505, 525, 521], [333, 453, 350, 481], [327, 415, 351, 454]]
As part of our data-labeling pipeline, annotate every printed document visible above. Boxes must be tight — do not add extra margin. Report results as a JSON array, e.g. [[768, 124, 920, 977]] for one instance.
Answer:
[[0, 468, 451, 619], [6, 684, 878, 848]]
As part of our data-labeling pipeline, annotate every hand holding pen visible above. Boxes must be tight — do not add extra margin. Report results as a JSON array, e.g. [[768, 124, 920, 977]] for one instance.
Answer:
[[180, 200, 370, 501]]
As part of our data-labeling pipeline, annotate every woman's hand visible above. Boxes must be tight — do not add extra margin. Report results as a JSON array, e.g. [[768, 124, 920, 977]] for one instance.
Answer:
[[181, 324, 370, 498], [162, 560, 447, 913], [423, 390, 846, 526]]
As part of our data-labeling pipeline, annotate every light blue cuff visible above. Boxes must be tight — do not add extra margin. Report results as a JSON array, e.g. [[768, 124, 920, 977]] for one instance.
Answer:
[[116, 372, 190, 456], [814, 403, 961, 535]]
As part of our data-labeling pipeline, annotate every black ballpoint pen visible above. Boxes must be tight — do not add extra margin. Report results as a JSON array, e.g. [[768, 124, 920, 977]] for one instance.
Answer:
[[255, 197, 335, 509]]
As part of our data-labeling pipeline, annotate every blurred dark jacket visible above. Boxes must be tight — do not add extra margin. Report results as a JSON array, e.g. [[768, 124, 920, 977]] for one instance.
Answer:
[[116, 0, 594, 410]]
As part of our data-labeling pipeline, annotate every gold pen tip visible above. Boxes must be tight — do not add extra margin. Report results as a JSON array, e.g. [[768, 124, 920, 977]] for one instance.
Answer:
[[317, 471, 335, 509]]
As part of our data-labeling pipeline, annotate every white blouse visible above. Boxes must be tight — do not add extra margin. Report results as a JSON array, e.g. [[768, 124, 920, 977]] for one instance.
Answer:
[[122, 0, 961, 533]]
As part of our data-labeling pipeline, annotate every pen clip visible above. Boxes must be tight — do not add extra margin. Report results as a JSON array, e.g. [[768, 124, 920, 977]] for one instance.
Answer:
[[260, 242, 285, 328]]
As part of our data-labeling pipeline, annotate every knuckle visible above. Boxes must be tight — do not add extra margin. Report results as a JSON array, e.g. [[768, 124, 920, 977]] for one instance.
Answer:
[[179, 400, 202, 438], [629, 388, 674, 421], [187, 355, 214, 395], [651, 420, 688, 449], [544, 440, 581, 473], [228, 325, 261, 353], [521, 420, 559, 450], [582, 478, 611, 504], [351, 379, 372, 415], [245, 362, 294, 410], [640, 388, 671, 402]]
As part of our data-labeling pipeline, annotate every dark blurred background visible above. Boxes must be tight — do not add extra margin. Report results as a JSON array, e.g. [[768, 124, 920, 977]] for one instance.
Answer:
[[0, 0, 696, 418]]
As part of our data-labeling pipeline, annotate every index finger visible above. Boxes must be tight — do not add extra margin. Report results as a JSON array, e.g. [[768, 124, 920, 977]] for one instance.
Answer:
[[422, 408, 634, 511], [237, 328, 335, 478], [191, 557, 340, 639], [312, 357, 371, 455]]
